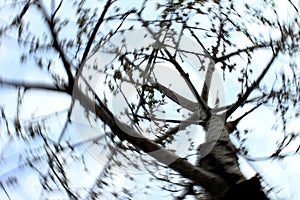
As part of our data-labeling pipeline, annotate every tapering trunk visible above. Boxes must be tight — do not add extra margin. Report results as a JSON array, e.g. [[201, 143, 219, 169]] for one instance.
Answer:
[[198, 115, 268, 199]]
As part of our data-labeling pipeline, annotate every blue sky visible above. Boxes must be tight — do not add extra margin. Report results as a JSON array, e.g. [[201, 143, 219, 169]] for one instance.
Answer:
[[1, 0, 300, 199]]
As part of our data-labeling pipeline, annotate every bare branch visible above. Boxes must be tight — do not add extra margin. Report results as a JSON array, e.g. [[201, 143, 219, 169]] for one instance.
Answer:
[[287, 0, 299, 13], [226, 49, 279, 118], [132, 113, 203, 125], [51, 0, 63, 21], [35, 0, 74, 92], [75, 76, 230, 198], [0, 79, 68, 93], [226, 100, 266, 133], [215, 44, 271, 63], [85, 141, 120, 198], [201, 62, 215, 105], [163, 48, 210, 119], [80, 0, 114, 66], [153, 113, 201, 145], [0, 182, 12, 200], [211, 95, 266, 114], [150, 83, 199, 112], [42, 134, 78, 200], [57, 104, 73, 143], [90, 9, 136, 54], [136, 15, 210, 119], [187, 26, 216, 105], [232, 100, 265, 124]]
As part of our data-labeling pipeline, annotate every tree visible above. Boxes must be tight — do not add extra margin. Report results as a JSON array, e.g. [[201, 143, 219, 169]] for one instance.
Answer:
[[0, 0, 299, 199]]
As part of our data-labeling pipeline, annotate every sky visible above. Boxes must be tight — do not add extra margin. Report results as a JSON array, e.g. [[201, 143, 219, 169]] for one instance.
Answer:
[[1, 0, 300, 199]]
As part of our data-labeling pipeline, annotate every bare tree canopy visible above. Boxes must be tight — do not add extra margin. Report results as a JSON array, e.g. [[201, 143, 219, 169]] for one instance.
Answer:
[[0, 0, 299, 199]]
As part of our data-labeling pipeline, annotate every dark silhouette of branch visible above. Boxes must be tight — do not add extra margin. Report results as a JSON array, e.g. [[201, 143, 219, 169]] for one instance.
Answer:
[[152, 112, 204, 145], [225, 100, 265, 133], [226, 49, 279, 118], [90, 9, 136, 55], [0, 182, 12, 200], [201, 61, 215, 105], [57, 105, 73, 143], [153, 123, 187, 145], [215, 44, 271, 63], [75, 76, 230, 198], [136, 15, 210, 120], [187, 24, 218, 105], [79, 0, 114, 66], [287, 0, 299, 13], [133, 49, 159, 118], [163, 48, 210, 119], [35, 0, 74, 93], [85, 141, 120, 198], [0, 79, 67, 93], [211, 95, 266, 114], [150, 82, 199, 112], [14, 1, 30, 24], [50, 0, 63, 21], [132, 113, 203, 125], [240, 149, 300, 162], [42, 134, 78, 200]]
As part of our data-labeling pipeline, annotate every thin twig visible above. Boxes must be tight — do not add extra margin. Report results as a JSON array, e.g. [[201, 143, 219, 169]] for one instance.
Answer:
[[0, 79, 67, 93], [215, 44, 271, 63], [0, 182, 12, 200], [226, 49, 279, 118], [80, 0, 114, 66], [35, 0, 74, 92]]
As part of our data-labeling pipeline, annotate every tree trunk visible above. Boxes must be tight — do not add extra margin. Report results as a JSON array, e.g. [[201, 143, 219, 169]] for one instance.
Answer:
[[198, 114, 268, 199]]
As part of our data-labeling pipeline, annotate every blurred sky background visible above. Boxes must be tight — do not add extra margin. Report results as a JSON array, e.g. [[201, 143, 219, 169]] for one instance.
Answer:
[[1, 0, 300, 199]]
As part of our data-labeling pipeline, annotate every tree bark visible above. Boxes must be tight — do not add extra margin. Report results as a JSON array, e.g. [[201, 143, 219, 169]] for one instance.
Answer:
[[73, 80, 230, 198], [199, 115, 245, 185], [198, 114, 268, 199]]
